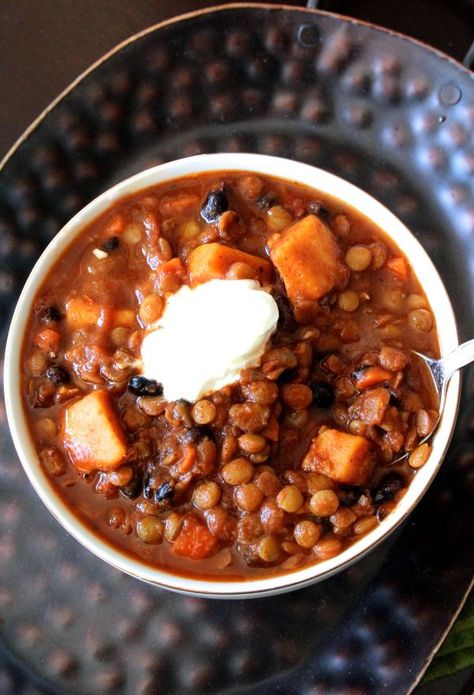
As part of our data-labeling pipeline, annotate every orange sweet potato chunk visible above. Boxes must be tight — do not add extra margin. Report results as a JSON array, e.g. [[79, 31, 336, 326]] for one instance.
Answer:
[[66, 296, 111, 329], [268, 215, 342, 305], [64, 390, 127, 473], [303, 428, 373, 486], [173, 516, 219, 559], [187, 243, 272, 286]]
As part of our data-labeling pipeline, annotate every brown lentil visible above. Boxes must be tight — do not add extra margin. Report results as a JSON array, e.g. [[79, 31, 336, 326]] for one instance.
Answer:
[[35, 417, 56, 441], [234, 483, 264, 512], [255, 470, 281, 497], [242, 380, 278, 406], [257, 535, 280, 562], [276, 485, 304, 513], [27, 349, 48, 376], [228, 402, 270, 432], [139, 294, 164, 324], [345, 245, 372, 272], [191, 399, 217, 425], [312, 536, 343, 559], [408, 308, 433, 332], [221, 458, 254, 486], [238, 433, 267, 454], [294, 520, 322, 548], [266, 205, 293, 232], [135, 516, 164, 544], [353, 516, 378, 535], [226, 261, 257, 280], [260, 500, 286, 534], [164, 513, 183, 542], [309, 490, 340, 517], [307, 473, 335, 493], [338, 290, 360, 312], [40, 448, 66, 477], [330, 507, 356, 528], [107, 507, 126, 529], [280, 383, 313, 410], [236, 174, 263, 199], [192, 481, 221, 510], [108, 466, 133, 487], [408, 442, 431, 469]]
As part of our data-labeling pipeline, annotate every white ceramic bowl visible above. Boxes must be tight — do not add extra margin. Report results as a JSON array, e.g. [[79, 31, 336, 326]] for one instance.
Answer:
[[4, 153, 460, 598]]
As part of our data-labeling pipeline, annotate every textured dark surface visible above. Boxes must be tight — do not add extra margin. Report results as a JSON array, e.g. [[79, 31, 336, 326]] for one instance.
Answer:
[[0, 5, 473, 694]]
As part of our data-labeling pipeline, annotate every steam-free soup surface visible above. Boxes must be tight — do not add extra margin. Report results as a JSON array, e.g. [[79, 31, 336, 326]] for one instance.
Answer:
[[22, 171, 439, 579]]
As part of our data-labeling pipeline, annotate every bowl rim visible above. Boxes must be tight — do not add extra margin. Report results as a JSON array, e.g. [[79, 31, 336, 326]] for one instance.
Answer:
[[4, 152, 461, 598]]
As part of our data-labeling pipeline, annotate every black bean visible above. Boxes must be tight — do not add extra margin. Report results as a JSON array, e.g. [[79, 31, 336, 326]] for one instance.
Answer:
[[351, 364, 371, 383], [181, 425, 214, 444], [119, 470, 142, 499], [45, 365, 70, 384], [276, 367, 298, 386], [143, 474, 154, 499], [40, 305, 61, 324], [100, 236, 119, 252], [128, 376, 163, 397], [255, 193, 277, 210], [373, 473, 404, 504], [154, 481, 174, 503], [388, 388, 400, 407], [307, 200, 330, 225], [275, 295, 296, 332], [200, 190, 229, 223], [338, 486, 364, 507], [309, 380, 335, 408]]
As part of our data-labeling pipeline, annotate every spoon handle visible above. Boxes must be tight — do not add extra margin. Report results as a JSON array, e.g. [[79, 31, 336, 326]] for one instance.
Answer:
[[442, 338, 474, 377]]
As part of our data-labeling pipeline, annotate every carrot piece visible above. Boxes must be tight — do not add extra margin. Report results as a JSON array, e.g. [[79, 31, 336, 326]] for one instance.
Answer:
[[188, 242, 272, 286], [261, 416, 280, 442], [160, 194, 200, 217], [173, 516, 219, 560], [104, 214, 125, 236], [34, 328, 60, 354], [268, 214, 343, 306], [303, 428, 373, 486], [178, 445, 197, 474], [385, 256, 408, 281], [63, 390, 127, 473], [353, 366, 392, 390]]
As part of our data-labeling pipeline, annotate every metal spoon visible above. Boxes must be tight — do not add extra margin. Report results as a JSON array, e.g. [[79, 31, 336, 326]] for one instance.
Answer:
[[394, 338, 474, 461], [390, 339, 474, 463], [412, 338, 474, 414]]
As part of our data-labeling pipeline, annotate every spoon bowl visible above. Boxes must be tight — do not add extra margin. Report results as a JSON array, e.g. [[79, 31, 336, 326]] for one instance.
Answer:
[[390, 339, 474, 463], [412, 338, 474, 412]]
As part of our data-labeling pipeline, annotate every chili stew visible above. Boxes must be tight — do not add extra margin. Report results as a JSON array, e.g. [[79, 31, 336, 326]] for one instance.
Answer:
[[21, 171, 439, 579]]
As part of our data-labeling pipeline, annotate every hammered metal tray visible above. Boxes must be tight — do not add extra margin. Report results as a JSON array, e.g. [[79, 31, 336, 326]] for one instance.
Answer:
[[0, 6, 473, 694]]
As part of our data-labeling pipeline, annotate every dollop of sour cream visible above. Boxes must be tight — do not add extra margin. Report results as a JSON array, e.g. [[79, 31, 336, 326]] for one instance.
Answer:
[[140, 279, 279, 402]]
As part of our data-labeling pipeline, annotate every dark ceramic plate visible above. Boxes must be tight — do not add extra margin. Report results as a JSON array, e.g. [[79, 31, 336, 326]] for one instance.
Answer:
[[0, 5, 473, 694]]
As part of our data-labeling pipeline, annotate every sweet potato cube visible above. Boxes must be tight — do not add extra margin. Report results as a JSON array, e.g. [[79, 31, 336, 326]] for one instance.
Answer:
[[268, 215, 342, 305], [66, 296, 110, 329], [188, 243, 272, 286], [303, 428, 372, 486], [64, 390, 127, 473], [173, 516, 219, 559]]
